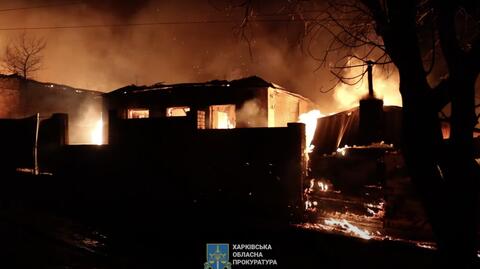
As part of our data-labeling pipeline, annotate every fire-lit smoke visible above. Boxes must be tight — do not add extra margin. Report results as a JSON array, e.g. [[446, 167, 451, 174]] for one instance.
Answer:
[[69, 101, 103, 145], [333, 60, 402, 109], [236, 99, 266, 127], [0, 0, 338, 111], [298, 110, 324, 153], [91, 114, 103, 145]]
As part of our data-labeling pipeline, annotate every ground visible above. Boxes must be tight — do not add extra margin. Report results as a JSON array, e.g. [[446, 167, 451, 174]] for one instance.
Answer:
[[0, 174, 444, 269]]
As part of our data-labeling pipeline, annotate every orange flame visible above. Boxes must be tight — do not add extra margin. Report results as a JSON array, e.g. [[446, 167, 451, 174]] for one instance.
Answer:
[[333, 60, 402, 109], [324, 218, 372, 240], [91, 116, 103, 145], [298, 110, 324, 153]]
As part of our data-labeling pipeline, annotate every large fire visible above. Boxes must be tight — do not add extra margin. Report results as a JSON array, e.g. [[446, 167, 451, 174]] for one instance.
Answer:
[[298, 110, 324, 153], [91, 115, 103, 145], [333, 60, 402, 109]]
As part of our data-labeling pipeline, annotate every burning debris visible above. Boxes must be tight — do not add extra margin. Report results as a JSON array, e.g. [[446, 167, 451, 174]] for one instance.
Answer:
[[335, 142, 395, 157], [299, 219, 378, 241], [298, 98, 434, 247], [299, 142, 440, 250], [317, 180, 329, 192], [300, 175, 439, 249], [324, 218, 373, 240], [305, 178, 334, 194], [303, 168, 386, 238]]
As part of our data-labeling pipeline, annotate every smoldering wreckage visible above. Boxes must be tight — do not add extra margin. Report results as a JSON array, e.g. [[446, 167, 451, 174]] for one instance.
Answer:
[[0, 71, 478, 267]]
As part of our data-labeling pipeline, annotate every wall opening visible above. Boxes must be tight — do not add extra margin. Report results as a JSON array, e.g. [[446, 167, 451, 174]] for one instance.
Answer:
[[127, 109, 149, 119], [209, 104, 235, 129], [197, 110, 206, 129], [166, 106, 190, 117]]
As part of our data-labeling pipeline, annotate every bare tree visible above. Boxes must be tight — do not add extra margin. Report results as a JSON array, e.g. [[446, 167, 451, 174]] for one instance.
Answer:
[[2, 32, 46, 79]]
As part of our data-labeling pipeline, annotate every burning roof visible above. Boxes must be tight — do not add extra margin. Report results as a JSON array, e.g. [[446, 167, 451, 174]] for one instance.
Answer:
[[107, 76, 281, 95], [0, 73, 101, 95]]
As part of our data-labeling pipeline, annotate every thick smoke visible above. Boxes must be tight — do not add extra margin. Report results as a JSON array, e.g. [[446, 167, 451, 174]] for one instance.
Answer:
[[236, 99, 266, 127], [0, 0, 344, 111]]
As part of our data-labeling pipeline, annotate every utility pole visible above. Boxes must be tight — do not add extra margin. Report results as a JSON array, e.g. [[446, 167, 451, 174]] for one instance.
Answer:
[[359, 61, 384, 145], [367, 60, 374, 98]]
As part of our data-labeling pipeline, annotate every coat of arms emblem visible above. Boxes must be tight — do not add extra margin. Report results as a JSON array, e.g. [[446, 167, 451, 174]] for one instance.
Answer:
[[205, 243, 232, 269]]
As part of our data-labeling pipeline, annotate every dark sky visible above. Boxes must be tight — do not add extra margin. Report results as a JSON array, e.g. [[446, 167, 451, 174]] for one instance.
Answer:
[[0, 0, 402, 112]]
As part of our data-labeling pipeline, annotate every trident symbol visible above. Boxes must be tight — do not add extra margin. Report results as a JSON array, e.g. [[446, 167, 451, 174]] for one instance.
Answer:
[[205, 245, 231, 269]]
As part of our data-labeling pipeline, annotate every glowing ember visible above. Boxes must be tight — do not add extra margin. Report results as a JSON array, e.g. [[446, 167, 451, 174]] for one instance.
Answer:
[[324, 218, 372, 240], [91, 116, 103, 145], [307, 179, 316, 193], [298, 110, 324, 153], [306, 178, 332, 194], [305, 200, 313, 210], [415, 242, 437, 250], [336, 145, 349, 156], [364, 201, 385, 209], [317, 180, 329, 192], [336, 142, 394, 156]]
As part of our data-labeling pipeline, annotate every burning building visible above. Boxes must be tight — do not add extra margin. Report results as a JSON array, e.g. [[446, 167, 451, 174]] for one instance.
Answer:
[[104, 75, 316, 134], [0, 74, 103, 144], [299, 69, 441, 245]]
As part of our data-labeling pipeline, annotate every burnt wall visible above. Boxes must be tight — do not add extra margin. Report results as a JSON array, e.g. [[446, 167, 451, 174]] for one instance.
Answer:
[[0, 75, 21, 118], [55, 122, 306, 228], [311, 109, 360, 156], [268, 88, 300, 127], [0, 116, 37, 173], [105, 86, 269, 128], [0, 113, 68, 174], [38, 113, 69, 172], [107, 110, 196, 145], [0, 75, 103, 144], [20, 81, 103, 144], [19, 80, 102, 118], [0, 89, 20, 118], [311, 106, 403, 156]]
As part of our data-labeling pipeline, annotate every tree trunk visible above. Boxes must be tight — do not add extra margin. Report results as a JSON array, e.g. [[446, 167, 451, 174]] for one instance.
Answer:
[[441, 68, 479, 265], [435, 3, 479, 264], [379, 1, 476, 265], [362, 0, 478, 265], [398, 69, 450, 257]]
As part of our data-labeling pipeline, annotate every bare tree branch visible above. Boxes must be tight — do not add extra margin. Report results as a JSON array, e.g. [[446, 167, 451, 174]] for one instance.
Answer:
[[2, 32, 46, 79]]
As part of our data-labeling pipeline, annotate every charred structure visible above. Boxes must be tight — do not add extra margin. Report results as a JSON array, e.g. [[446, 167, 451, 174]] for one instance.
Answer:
[[104, 76, 316, 134], [1, 76, 312, 228], [0, 74, 103, 144]]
